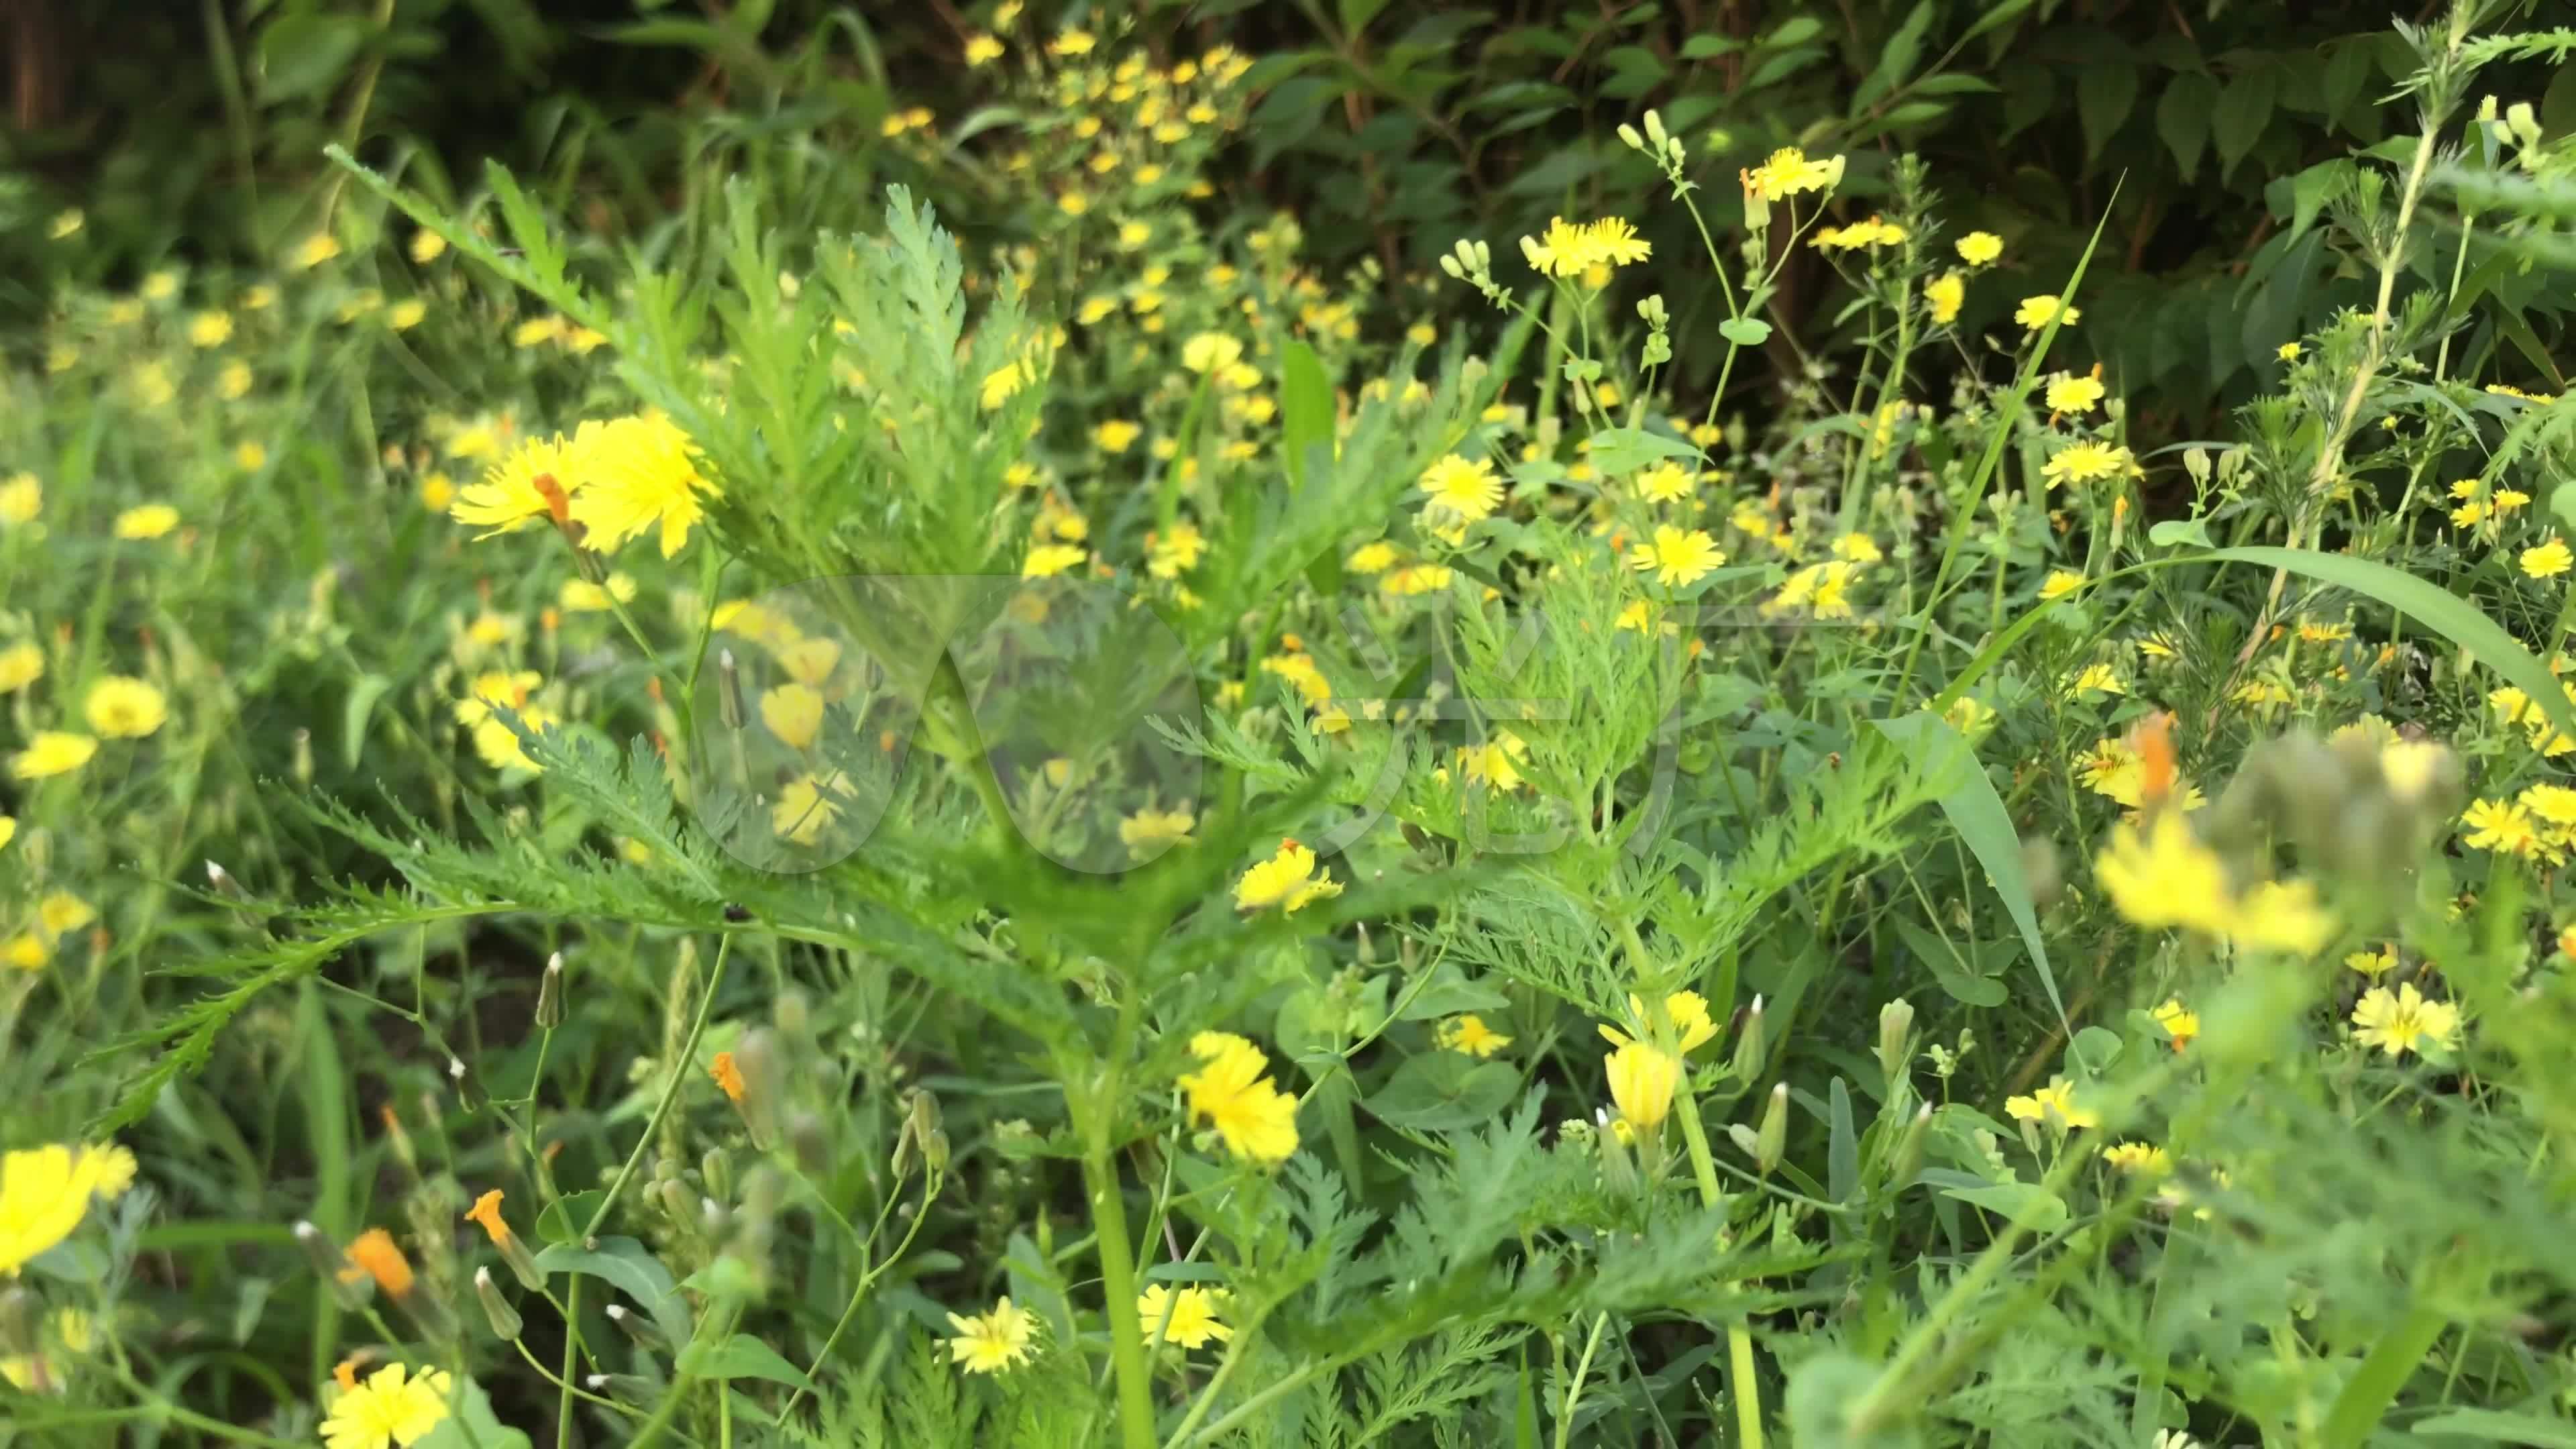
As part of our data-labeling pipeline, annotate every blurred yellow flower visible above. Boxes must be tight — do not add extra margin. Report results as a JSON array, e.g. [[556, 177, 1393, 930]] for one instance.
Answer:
[[759, 683, 824, 751], [1176, 1032, 1299, 1163], [945, 1297, 1036, 1374], [1629, 526, 1723, 586], [1234, 838, 1340, 913], [1955, 231, 2003, 265], [571, 413, 721, 557], [84, 677, 167, 739], [189, 311, 234, 347], [0, 643, 42, 692], [1925, 271, 1964, 325], [10, 732, 97, 780], [964, 34, 1004, 66], [114, 504, 180, 539], [0, 474, 39, 526], [1438, 1014, 1513, 1057], [290, 233, 342, 269], [2004, 1075, 2098, 1130], [1136, 1285, 1230, 1350], [2350, 982, 2461, 1058], [2014, 294, 2079, 329]]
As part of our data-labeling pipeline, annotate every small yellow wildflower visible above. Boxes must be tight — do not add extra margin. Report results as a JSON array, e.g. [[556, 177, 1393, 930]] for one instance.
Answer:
[[945, 1297, 1037, 1374], [1438, 1015, 1513, 1058], [1234, 839, 1341, 914], [1136, 1285, 1230, 1350], [1925, 271, 1965, 325], [2014, 294, 2079, 330], [1629, 526, 1723, 586], [1955, 231, 2003, 265], [2521, 537, 2573, 579], [114, 504, 180, 539], [2004, 1075, 2098, 1130], [2350, 982, 2461, 1059], [1175, 1032, 1299, 1163]]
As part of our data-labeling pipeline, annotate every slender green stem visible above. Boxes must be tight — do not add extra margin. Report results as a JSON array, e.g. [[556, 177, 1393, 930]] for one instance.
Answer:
[[586, 934, 735, 1240], [1554, 1312, 1612, 1449], [513, 1335, 643, 1419], [777, 1163, 934, 1426], [1084, 1069, 1161, 1449]]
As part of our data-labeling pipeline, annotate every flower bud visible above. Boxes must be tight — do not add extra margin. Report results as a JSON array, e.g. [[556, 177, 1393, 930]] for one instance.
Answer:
[[1753, 1082, 1788, 1175], [1643, 110, 1667, 150], [535, 953, 565, 1030], [1876, 999, 1915, 1089], [605, 1303, 665, 1350], [205, 859, 245, 900], [717, 649, 744, 732], [1727, 1123, 1760, 1159], [1890, 1104, 1931, 1189], [1595, 1109, 1638, 1196], [1617, 123, 1645, 153], [1731, 996, 1766, 1080], [1439, 254, 1464, 280], [658, 1177, 698, 1224], [295, 1221, 374, 1310], [292, 728, 314, 785], [788, 1111, 828, 1175], [2478, 93, 2500, 123], [474, 1267, 523, 1340], [732, 1029, 784, 1150], [773, 988, 810, 1040], [586, 1373, 655, 1400]]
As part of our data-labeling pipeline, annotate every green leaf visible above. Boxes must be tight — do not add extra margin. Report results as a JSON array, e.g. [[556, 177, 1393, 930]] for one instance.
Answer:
[[1280, 339, 1333, 492], [341, 674, 392, 772], [1338, 0, 1393, 38], [1826, 1078, 1859, 1204], [1892, 916, 2007, 1008], [1585, 427, 1704, 476], [2408, 1409, 2576, 1446], [1680, 35, 1739, 60], [535, 1191, 606, 1245], [1941, 1181, 2068, 1230], [257, 13, 367, 104], [1961, 0, 2035, 44], [2147, 518, 2212, 549], [2213, 66, 2278, 179], [1854, 1, 1935, 111], [531, 1236, 694, 1348], [2205, 547, 2576, 743], [2318, 1305, 2449, 1448], [1364, 1053, 1519, 1132], [2155, 72, 2216, 179], [675, 1333, 819, 1390], [1393, 974, 1512, 1021], [1718, 317, 1774, 347], [413, 1377, 533, 1449], [2552, 482, 2576, 535], [1872, 714, 2063, 1026], [2076, 62, 2139, 162], [2066, 1026, 2123, 1077]]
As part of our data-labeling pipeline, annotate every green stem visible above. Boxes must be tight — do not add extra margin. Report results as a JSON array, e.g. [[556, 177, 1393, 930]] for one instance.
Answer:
[[1085, 1075, 1161, 1449], [1554, 1311, 1612, 1449], [586, 934, 735, 1240]]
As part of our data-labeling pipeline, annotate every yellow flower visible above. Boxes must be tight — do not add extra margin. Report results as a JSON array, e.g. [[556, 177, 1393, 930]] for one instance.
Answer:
[[946, 1297, 1038, 1374], [1147, 523, 1205, 580], [1633, 462, 1694, 503], [1181, 333, 1243, 375], [0, 643, 43, 692], [1136, 1285, 1230, 1350], [2149, 998, 2198, 1051], [1048, 28, 1095, 56], [2003, 1075, 2098, 1130], [2276, 341, 2302, 362], [1119, 807, 1196, 855], [470, 707, 559, 772], [1420, 453, 1504, 523], [1022, 543, 1087, 579], [1519, 216, 1600, 278], [2100, 1141, 2172, 1175], [37, 892, 95, 941], [1383, 564, 1454, 596], [1629, 525, 1723, 586], [2015, 294, 2079, 329], [1831, 533, 1883, 564], [48, 209, 82, 239], [2520, 537, 2573, 578], [1438, 1014, 1513, 1058], [0, 1144, 122, 1275], [771, 771, 854, 845], [2042, 441, 2141, 487], [2344, 944, 2397, 977], [11, 732, 97, 780], [114, 504, 180, 539], [387, 300, 427, 331], [1743, 147, 1841, 201], [1604, 1042, 1680, 1132], [964, 34, 1004, 66], [291, 233, 343, 269], [2093, 811, 2233, 936], [2496, 488, 2531, 513], [1093, 419, 1142, 453], [3, 934, 46, 970], [571, 413, 720, 557], [2066, 662, 2125, 698], [980, 358, 1038, 409], [1176, 1032, 1300, 1163], [759, 683, 825, 751], [2038, 570, 2086, 600], [2226, 879, 2334, 957], [1457, 730, 1530, 791], [450, 433, 584, 537], [558, 573, 637, 612], [0, 817, 13, 852], [1584, 217, 1650, 266], [2044, 372, 2105, 413], [2349, 982, 2461, 1059], [2461, 797, 2538, 855], [1344, 541, 1398, 574], [85, 677, 167, 739], [1955, 231, 2003, 265], [2451, 499, 2489, 528], [1234, 837, 1341, 914], [0, 472, 38, 525], [217, 360, 255, 400], [320, 1362, 453, 1449], [1925, 271, 1965, 325], [189, 311, 234, 347], [1599, 990, 1719, 1054]]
